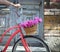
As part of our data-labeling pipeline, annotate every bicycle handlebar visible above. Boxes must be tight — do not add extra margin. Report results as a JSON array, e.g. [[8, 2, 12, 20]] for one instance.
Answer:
[[9, 5, 23, 17]]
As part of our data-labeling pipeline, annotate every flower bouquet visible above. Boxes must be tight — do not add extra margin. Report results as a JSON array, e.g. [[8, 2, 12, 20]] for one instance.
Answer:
[[20, 17, 42, 35]]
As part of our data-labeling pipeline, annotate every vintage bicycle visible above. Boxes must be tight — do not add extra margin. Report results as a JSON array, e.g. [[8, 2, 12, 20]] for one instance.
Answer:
[[0, 6, 50, 52]]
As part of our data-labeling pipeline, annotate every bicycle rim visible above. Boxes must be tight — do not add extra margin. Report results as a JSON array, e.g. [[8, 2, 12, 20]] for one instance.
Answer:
[[12, 35, 50, 52]]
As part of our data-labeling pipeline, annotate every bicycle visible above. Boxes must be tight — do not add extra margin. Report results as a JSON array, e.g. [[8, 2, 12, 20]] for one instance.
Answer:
[[0, 7, 50, 52]]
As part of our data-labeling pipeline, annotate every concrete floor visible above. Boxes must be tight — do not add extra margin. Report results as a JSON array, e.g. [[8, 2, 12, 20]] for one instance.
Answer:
[[45, 37, 60, 52], [0, 46, 47, 52]]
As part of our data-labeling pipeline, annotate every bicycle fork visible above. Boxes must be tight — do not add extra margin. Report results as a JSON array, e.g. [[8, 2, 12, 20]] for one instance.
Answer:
[[18, 25, 31, 52], [20, 32, 31, 52]]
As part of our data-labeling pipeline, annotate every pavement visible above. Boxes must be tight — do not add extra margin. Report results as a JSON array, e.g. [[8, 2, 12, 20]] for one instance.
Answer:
[[0, 46, 47, 52]]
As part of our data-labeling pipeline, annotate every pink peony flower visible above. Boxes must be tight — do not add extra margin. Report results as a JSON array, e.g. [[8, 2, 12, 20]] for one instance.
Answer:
[[34, 16, 42, 23], [38, 18, 42, 23], [34, 20, 38, 25], [20, 16, 42, 28], [34, 16, 39, 20], [28, 20, 34, 26]]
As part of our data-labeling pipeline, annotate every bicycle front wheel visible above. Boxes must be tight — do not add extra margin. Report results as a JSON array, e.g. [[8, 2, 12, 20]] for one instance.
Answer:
[[12, 35, 50, 52]]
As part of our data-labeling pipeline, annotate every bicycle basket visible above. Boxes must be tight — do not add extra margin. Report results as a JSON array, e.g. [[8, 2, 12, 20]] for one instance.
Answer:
[[20, 17, 42, 35], [24, 25, 37, 35]]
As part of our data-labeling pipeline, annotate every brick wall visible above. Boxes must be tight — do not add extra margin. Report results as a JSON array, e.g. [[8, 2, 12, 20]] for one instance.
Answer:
[[44, 9, 60, 52]]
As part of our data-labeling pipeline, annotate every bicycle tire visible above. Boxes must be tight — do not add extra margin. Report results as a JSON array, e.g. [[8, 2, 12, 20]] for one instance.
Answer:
[[12, 35, 50, 52]]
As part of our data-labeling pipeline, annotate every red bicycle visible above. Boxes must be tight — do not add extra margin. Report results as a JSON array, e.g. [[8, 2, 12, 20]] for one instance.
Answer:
[[0, 7, 50, 52]]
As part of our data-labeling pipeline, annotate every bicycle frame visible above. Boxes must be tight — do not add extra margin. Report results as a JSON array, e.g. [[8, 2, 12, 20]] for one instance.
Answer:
[[0, 24, 31, 52]]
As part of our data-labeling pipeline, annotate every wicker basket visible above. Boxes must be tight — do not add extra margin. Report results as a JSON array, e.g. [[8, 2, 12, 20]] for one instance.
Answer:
[[24, 25, 37, 35]]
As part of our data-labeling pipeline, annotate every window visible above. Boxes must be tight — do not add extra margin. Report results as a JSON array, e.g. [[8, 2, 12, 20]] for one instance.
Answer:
[[0, 18, 5, 27], [0, 16, 10, 34]]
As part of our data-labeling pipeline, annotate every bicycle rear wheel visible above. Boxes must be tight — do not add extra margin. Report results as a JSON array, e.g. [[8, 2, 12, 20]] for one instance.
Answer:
[[12, 35, 50, 52]]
